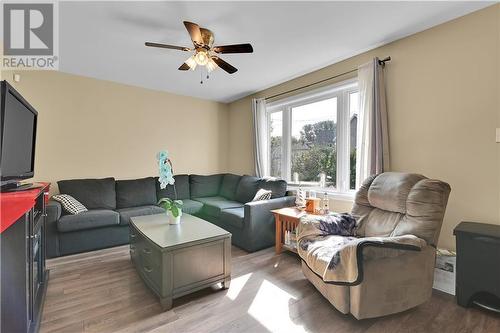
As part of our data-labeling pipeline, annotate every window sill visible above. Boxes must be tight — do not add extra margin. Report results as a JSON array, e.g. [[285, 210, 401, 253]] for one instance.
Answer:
[[287, 185, 355, 202]]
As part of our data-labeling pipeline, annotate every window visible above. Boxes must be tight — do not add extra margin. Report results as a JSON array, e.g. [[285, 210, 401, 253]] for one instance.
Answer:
[[267, 79, 360, 195]]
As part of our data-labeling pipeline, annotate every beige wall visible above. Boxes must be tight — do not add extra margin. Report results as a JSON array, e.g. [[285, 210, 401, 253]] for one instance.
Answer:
[[1, 5, 498, 250], [1, 71, 229, 193], [227, 4, 500, 250]]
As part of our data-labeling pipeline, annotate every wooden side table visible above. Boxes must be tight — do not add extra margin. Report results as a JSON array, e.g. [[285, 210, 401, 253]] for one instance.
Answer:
[[271, 207, 307, 254]]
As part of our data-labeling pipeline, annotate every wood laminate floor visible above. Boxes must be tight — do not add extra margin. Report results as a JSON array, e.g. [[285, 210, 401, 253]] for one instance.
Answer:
[[40, 245, 499, 333]]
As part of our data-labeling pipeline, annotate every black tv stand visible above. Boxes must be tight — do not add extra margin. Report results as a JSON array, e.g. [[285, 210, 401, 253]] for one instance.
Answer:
[[1, 182, 41, 193]]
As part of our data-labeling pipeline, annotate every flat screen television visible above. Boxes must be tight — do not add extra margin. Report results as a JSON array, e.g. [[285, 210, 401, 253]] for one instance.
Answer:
[[0, 80, 38, 192]]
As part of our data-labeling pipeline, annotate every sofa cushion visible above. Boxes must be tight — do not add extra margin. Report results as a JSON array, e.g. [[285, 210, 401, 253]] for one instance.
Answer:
[[58, 178, 116, 210], [219, 174, 242, 200], [190, 174, 224, 198], [181, 199, 204, 215], [116, 205, 165, 225], [57, 209, 119, 232], [220, 207, 245, 229], [156, 174, 190, 200], [259, 178, 287, 198], [235, 175, 261, 203], [116, 177, 157, 209], [193, 196, 244, 218]]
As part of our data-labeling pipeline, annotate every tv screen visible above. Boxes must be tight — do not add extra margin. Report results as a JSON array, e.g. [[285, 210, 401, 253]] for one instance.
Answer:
[[0, 81, 37, 181]]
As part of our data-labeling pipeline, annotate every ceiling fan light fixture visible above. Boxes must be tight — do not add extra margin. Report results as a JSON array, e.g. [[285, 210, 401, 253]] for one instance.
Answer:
[[206, 58, 218, 72], [185, 56, 197, 70], [145, 21, 253, 76], [194, 50, 209, 66]]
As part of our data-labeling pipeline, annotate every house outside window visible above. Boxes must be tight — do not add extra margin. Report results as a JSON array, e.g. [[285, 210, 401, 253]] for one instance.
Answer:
[[267, 79, 360, 197]]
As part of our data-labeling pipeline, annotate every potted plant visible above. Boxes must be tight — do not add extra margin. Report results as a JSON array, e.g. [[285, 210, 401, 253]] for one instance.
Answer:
[[158, 198, 183, 224], [156, 150, 183, 224]]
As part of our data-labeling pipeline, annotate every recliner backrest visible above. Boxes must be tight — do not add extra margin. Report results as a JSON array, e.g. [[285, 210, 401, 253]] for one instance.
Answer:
[[351, 172, 451, 246]]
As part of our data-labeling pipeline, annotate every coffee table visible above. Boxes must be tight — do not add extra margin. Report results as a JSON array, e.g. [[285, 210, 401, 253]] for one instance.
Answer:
[[129, 213, 231, 310]]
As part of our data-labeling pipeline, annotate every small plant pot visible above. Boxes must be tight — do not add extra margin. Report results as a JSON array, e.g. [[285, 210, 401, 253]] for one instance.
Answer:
[[167, 210, 182, 225]]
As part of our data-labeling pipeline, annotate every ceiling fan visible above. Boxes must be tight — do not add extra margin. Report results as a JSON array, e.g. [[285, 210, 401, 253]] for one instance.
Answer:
[[145, 21, 253, 75]]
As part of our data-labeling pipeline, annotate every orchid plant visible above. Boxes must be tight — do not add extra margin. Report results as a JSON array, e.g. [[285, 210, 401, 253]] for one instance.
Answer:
[[157, 150, 183, 219], [157, 150, 175, 189]]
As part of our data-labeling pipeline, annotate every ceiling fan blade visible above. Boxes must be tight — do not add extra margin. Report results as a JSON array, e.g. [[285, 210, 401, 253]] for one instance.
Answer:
[[183, 21, 203, 46], [212, 57, 237, 74], [213, 43, 253, 54], [145, 42, 191, 51], [178, 63, 190, 70]]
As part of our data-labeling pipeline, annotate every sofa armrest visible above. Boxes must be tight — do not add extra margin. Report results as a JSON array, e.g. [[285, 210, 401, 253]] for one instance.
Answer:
[[245, 196, 295, 216], [47, 200, 62, 221], [242, 196, 296, 251], [46, 200, 62, 258], [245, 196, 295, 228]]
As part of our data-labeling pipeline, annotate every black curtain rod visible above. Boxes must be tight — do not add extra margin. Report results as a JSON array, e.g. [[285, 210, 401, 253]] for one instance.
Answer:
[[265, 56, 391, 101]]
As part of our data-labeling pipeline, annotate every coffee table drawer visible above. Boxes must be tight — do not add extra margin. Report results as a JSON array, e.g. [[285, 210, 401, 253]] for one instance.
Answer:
[[140, 243, 161, 267], [130, 225, 161, 264], [140, 255, 162, 290]]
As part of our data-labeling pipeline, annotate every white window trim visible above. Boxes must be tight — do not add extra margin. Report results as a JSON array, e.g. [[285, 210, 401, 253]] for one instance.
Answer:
[[287, 185, 356, 201], [267, 78, 358, 111], [267, 78, 359, 197]]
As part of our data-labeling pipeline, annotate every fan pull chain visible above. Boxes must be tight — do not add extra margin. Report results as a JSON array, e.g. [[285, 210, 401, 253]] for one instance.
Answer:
[[200, 69, 203, 84]]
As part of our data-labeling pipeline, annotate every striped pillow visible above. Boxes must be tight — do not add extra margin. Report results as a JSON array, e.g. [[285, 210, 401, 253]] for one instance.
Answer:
[[52, 194, 88, 215], [252, 189, 272, 202]]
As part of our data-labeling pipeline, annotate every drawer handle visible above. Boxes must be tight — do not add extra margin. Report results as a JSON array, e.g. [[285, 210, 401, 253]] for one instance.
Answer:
[[144, 266, 153, 273], [130, 234, 136, 239], [143, 248, 151, 255]]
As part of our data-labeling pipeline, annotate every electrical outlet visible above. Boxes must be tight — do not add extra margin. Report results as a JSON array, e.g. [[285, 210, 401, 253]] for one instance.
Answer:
[[13, 74, 21, 82], [496, 128, 500, 143]]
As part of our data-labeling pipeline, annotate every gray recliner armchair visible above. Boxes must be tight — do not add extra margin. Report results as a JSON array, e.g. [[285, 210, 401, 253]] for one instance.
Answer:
[[300, 172, 451, 319]]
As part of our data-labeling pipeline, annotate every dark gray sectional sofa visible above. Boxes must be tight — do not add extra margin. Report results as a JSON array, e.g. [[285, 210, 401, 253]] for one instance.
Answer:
[[46, 174, 295, 258]]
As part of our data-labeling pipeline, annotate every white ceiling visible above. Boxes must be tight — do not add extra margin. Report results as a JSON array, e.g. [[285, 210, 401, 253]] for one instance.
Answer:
[[59, 1, 493, 103]]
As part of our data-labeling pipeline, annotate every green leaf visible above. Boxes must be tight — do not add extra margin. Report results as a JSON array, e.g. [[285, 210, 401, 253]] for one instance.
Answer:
[[171, 205, 179, 217], [158, 197, 172, 205]]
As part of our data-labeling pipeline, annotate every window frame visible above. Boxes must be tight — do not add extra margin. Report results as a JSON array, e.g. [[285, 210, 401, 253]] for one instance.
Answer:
[[266, 78, 359, 197]]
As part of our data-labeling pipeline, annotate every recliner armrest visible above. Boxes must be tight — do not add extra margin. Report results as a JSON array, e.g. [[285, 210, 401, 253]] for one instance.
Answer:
[[361, 236, 428, 261]]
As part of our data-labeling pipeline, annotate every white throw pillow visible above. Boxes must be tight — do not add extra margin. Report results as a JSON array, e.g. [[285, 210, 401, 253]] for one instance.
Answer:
[[252, 189, 272, 201], [52, 194, 88, 215]]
